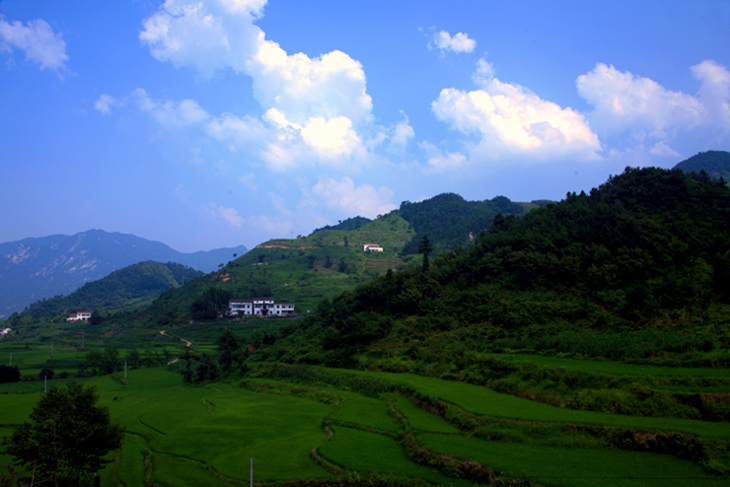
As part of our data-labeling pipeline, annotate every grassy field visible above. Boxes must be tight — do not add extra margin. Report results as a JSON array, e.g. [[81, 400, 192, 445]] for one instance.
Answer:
[[493, 353, 730, 379], [319, 426, 466, 486], [418, 433, 723, 487], [1, 356, 729, 486], [341, 370, 730, 438]]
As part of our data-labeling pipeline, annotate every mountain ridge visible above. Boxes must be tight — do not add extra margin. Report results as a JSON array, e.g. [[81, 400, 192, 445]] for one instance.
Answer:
[[0, 229, 247, 318]]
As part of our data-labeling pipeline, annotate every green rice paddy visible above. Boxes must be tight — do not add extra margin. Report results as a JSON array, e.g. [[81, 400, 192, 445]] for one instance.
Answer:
[[417, 433, 723, 487], [1, 358, 728, 486], [343, 370, 730, 438]]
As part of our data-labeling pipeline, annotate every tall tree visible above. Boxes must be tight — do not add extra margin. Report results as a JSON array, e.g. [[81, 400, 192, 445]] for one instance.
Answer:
[[5, 382, 124, 487], [419, 234, 433, 272]]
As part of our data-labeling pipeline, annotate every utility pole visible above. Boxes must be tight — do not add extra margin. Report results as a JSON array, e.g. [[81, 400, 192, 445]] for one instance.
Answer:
[[124, 361, 128, 379], [250, 458, 253, 487], [44, 376, 47, 394]]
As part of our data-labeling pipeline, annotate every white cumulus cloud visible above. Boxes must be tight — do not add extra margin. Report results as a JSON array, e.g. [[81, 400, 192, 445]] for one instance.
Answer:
[[388, 112, 415, 153], [132, 88, 210, 128], [419, 141, 467, 172], [312, 176, 396, 218], [94, 94, 119, 115], [576, 63, 705, 138], [205, 113, 268, 151], [432, 76, 601, 162], [139, 0, 265, 77], [138, 0, 379, 170], [691, 59, 730, 131], [0, 15, 68, 71], [202, 202, 245, 228], [430, 30, 476, 54]]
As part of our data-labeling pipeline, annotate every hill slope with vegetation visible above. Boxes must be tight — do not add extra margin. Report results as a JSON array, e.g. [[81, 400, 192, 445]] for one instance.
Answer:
[[17, 261, 203, 321], [128, 194, 532, 327], [399, 193, 535, 255], [136, 211, 416, 326], [271, 167, 730, 368], [674, 150, 730, 182]]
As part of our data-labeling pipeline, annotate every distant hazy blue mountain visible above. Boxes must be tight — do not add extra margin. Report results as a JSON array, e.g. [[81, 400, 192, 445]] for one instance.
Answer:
[[0, 230, 246, 318]]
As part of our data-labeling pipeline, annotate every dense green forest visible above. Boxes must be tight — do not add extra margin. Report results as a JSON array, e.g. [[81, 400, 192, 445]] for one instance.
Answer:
[[399, 193, 533, 255], [19, 261, 202, 320]]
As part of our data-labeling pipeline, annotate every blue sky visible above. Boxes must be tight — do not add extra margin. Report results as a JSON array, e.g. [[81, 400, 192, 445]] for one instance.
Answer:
[[2, 0, 729, 252]]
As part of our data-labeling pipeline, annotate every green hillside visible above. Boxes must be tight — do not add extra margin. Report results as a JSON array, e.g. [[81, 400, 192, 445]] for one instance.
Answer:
[[673, 150, 730, 182], [264, 167, 730, 401], [19, 261, 203, 320], [399, 193, 532, 255], [136, 194, 531, 327], [139, 211, 416, 326]]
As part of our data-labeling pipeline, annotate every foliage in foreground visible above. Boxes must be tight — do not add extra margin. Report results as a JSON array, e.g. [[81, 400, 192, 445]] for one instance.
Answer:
[[3, 381, 124, 487]]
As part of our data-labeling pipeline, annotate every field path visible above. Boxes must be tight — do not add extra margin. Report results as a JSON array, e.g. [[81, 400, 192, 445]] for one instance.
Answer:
[[159, 330, 192, 365], [310, 425, 344, 475]]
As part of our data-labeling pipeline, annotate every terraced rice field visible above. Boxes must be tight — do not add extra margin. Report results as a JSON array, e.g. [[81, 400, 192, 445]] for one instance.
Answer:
[[1, 364, 727, 486]]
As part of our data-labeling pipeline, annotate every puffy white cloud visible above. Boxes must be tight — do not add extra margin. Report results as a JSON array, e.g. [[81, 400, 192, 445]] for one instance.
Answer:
[[473, 57, 495, 87], [312, 176, 396, 218], [139, 0, 376, 170], [649, 141, 680, 158], [132, 88, 210, 128], [432, 77, 601, 162], [201, 202, 245, 228], [300, 116, 363, 159], [0, 15, 68, 71], [576, 63, 704, 137], [94, 94, 119, 115], [205, 113, 268, 150], [430, 30, 476, 54], [250, 42, 372, 125], [139, 0, 264, 77], [387, 112, 415, 153], [691, 59, 730, 130], [419, 141, 467, 172], [259, 108, 368, 170]]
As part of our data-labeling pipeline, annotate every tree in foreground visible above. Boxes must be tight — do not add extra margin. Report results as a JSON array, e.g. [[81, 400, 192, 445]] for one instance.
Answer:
[[4, 381, 124, 487]]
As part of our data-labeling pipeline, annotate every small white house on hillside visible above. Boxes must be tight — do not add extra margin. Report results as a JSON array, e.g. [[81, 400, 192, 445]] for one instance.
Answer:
[[229, 297, 295, 317], [66, 311, 92, 322], [362, 243, 384, 252]]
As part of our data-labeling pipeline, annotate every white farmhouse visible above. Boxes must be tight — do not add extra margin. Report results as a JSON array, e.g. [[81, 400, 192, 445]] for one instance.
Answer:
[[0, 328, 10, 338], [229, 297, 295, 317], [362, 243, 384, 252], [66, 311, 92, 322]]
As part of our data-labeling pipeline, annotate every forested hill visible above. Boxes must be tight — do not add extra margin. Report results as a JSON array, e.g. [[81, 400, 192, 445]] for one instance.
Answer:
[[673, 150, 730, 182], [273, 167, 730, 366], [18, 261, 203, 320], [398, 193, 536, 255]]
